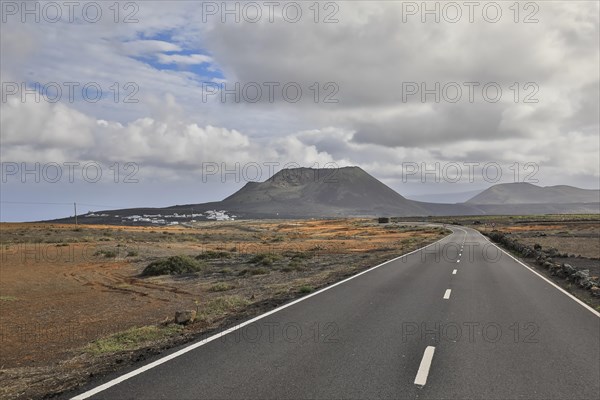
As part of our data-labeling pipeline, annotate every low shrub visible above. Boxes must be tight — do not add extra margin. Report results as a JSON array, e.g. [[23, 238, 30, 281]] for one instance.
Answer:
[[94, 249, 117, 258], [197, 295, 250, 323], [249, 253, 281, 266], [142, 255, 204, 276], [85, 325, 182, 355], [299, 285, 315, 294]]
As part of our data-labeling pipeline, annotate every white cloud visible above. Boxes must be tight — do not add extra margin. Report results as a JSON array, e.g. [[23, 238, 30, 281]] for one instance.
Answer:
[[0, 97, 340, 180], [1, 0, 598, 219], [156, 53, 213, 65], [1, 99, 95, 152], [120, 40, 182, 56]]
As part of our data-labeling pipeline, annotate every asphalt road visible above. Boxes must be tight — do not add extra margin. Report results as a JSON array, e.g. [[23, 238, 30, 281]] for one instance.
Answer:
[[71, 226, 600, 399]]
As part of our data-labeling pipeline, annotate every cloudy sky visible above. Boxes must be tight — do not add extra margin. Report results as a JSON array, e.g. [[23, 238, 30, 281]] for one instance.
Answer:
[[1, 0, 599, 221]]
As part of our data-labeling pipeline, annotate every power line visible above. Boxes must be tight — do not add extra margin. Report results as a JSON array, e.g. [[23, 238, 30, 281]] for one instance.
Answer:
[[0, 201, 122, 208], [1, 201, 73, 205]]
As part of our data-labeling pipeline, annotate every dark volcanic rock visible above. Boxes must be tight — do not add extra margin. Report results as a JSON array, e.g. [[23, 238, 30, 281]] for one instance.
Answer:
[[486, 231, 600, 298]]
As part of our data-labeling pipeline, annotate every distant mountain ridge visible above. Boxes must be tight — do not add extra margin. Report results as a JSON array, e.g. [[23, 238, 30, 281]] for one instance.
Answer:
[[47, 166, 600, 224], [466, 182, 600, 205], [405, 189, 484, 204]]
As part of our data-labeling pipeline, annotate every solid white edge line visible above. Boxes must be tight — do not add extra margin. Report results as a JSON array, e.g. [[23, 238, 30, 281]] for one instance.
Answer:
[[414, 346, 436, 386], [452, 269, 457, 275], [71, 228, 455, 399], [443, 289, 452, 299], [480, 233, 600, 318]]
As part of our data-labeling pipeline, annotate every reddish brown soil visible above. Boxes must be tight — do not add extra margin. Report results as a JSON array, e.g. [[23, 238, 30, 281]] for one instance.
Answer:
[[0, 219, 446, 399]]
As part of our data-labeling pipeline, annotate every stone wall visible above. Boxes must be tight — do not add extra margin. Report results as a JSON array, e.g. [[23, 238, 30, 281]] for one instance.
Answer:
[[485, 231, 600, 298]]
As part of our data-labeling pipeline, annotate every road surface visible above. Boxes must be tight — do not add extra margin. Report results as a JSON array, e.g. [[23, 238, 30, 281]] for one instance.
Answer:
[[70, 226, 600, 399]]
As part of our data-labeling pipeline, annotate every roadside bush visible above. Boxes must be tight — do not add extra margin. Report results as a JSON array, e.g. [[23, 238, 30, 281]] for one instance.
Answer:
[[142, 255, 204, 276], [249, 253, 281, 266], [299, 285, 315, 294], [85, 325, 182, 355], [196, 295, 250, 323]]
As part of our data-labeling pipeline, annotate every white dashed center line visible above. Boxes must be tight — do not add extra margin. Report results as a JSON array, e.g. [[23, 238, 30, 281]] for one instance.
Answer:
[[452, 269, 457, 275], [414, 346, 436, 386], [443, 289, 452, 299], [456, 259, 460, 263]]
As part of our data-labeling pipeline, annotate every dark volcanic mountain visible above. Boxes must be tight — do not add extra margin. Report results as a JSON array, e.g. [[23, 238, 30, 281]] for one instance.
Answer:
[[466, 182, 600, 205], [220, 167, 428, 217]]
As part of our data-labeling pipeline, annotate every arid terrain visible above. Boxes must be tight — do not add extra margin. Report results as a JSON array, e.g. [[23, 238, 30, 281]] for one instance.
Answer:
[[0, 219, 447, 399]]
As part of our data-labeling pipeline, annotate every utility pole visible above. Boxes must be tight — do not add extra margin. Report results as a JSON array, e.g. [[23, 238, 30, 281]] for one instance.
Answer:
[[74, 202, 78, 225]]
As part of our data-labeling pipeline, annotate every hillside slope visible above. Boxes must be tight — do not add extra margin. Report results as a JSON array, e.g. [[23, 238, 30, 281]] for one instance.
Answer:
[[466, 182, 600, 204], [221, 167, 429, 217]]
